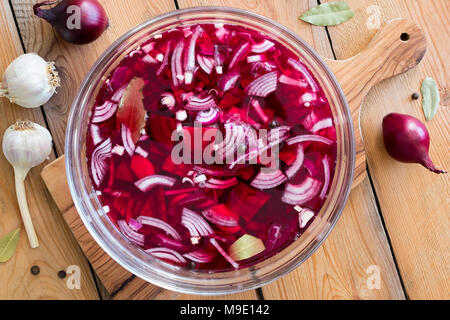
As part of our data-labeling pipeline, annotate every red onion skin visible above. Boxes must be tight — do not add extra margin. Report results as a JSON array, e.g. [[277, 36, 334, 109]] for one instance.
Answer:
[[33, 0, 108, 45], [382, 113, 446, 174]]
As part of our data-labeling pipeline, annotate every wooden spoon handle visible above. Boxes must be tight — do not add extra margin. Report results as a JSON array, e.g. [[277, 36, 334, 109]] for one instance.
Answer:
[[325, 19, 427, 186]]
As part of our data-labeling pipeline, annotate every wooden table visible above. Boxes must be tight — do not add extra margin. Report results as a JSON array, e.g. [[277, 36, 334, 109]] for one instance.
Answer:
[[0, 0, 448, 300]]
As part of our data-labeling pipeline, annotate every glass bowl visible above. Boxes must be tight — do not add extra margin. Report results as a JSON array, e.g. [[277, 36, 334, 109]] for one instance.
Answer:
[[65, 6, 355, 295]]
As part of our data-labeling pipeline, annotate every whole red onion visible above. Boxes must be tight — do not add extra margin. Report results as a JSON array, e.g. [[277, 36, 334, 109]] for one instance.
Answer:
[[382, 113, 446, 174], [33, 0, 108, 45]]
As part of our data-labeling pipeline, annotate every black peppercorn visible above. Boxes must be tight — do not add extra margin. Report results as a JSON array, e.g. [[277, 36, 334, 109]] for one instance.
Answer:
[[269, 120, 279, 128], [30, 265, 40, 275], [58, 270, 67, 279], [411, 92, 419, 100]]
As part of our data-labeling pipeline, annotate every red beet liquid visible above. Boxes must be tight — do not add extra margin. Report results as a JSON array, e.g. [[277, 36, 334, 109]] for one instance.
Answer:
[[86, 23, 337, 271]]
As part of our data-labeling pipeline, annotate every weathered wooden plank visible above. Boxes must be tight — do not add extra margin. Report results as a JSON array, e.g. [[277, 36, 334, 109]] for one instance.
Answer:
[[0, 0, 98, 299], [177, 0, 405, 299], [322, 0, 449, 299]]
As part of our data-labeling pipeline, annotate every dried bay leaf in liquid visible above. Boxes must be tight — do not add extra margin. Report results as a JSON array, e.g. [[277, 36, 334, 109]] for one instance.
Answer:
[[117, 77, 147, 143]]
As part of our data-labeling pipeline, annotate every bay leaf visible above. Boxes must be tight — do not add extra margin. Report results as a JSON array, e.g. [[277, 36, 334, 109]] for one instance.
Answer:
[[300, 2, 355, 26], [229, 234, 265, 261], [421, 76, 440, 121], [0, 228, 21, 263], [117, 77, 147, 144]]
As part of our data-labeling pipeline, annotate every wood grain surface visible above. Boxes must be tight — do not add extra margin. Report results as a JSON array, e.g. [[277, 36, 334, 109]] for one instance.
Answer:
[[1, 0, 448, 300], [322, 0, 449, 299], [0, 0, 98, 300]]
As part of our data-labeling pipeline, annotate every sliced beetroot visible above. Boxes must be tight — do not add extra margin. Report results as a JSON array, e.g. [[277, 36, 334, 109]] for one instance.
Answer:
[[130, 155, 155, 179], [147, 114, 177, 145], [227, 183, 270, 222]]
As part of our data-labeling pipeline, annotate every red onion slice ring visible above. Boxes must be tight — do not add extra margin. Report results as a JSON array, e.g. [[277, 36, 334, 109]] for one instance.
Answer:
[[137, 216, 182, 240], [135, 174, 176, 192], [118, 220, 144, 246], [146, 247, 187, 264]]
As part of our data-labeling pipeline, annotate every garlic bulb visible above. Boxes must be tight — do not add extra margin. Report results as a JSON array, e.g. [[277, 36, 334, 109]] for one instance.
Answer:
[[0, 53, 60, 108], [2, 120, 53, 248]]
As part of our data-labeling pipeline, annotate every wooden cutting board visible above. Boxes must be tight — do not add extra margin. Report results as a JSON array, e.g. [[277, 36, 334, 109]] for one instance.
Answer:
[[41, 19, 426, 299]]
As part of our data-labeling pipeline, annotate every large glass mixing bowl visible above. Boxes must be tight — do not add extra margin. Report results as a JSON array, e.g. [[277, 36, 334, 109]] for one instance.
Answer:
[[65, 7, 355, 295]]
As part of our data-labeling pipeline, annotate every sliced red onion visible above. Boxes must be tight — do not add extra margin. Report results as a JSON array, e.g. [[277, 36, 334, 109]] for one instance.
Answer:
[[156, 41, 171, 76], [92, 101, 117, 124], [250, 169, 287, 189], [246, 71, 278, 97], [181, 208, 214, 238], [160, 92, 176, 109], [214, 45, 224, 74], [142, 54, 157, 64], [247, 55, 264, 63], [202, 207, 239, 227], [210, 238, 239, 269], [299, 92, 319, 107], [215, 24, 229, 42], [176, 110, 188, 122], [287, 134, 333, 146], [171, 41, 185, 86], [279, 74, 308, 88], [287, 58, 319, 92], [183, 250, 214, 263], [295, 207, 315, 228], [118, 220, 144, 246], [319, 156, 331, 199], [90, 124, 103, 146], [217, 71, 240, 92], [146, 247, 187, 264], [182, 26, 193, 38], [185, 94, 217, 111], [91, 137, 112, 187], [184, 25, 203, 84], [285, 145, 305, 179], [311, 118, 332, 133], [137, 216, 182, 240], [204, 177, 239, 189], [128, 218, 143, 232], [250, 99, 269, 123], [135, 146, 149, 158], [228, 41, 250, 69], [111, 145, 125, 156], [251, 39, 275, 53], [111, 84, 127, 102], [282, 176, 322, 205], [196, 54, 215, 75], [121, 124, 136, 156], [195, 108, 220, 125], [135, 174, 176, 192], [141, 42, 156, 53]]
